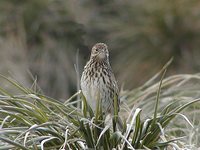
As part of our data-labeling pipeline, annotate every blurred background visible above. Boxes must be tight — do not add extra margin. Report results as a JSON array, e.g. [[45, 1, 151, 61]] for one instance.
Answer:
[[0, 0, 200, 100]]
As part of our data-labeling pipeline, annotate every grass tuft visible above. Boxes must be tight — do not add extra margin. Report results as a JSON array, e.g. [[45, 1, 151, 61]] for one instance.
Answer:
[[0, 70, 200, 149]]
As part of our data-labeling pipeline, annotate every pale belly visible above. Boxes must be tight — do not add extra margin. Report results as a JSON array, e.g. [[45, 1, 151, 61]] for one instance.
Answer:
[[81, 78, 110, 113]]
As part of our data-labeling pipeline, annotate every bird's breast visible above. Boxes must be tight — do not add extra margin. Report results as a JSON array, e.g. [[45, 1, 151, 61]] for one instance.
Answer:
[[81, 68, 110, 110]]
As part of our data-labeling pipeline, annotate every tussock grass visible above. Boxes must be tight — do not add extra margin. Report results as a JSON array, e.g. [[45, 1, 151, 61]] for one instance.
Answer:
[[0, 68, 200, 149]]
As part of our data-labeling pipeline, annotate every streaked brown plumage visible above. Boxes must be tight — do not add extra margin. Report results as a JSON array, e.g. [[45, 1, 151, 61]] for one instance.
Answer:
[[81, 43, 119, 114]]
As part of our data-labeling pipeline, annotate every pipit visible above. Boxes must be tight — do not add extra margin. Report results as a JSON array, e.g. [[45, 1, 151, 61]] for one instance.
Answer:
[[81, 43, 120, 115]]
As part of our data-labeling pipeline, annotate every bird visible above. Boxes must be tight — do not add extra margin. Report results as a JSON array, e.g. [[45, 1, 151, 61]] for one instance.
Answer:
[[81, 43, 120, 115]]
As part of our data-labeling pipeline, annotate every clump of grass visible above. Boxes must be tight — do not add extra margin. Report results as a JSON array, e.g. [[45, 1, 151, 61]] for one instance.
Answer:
[[122, 62, 200, 149], [0, 68, 200, 149]]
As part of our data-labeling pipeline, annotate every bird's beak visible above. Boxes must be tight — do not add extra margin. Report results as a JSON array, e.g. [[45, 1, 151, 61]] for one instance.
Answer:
[[98, 51, 106, 59]]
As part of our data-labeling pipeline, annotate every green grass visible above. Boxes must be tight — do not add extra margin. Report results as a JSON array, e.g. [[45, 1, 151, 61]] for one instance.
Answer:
[[0, 68, 200, 149]]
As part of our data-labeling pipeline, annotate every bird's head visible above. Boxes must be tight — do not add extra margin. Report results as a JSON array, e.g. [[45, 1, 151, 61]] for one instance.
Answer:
[[90, 43, 109, 61]]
